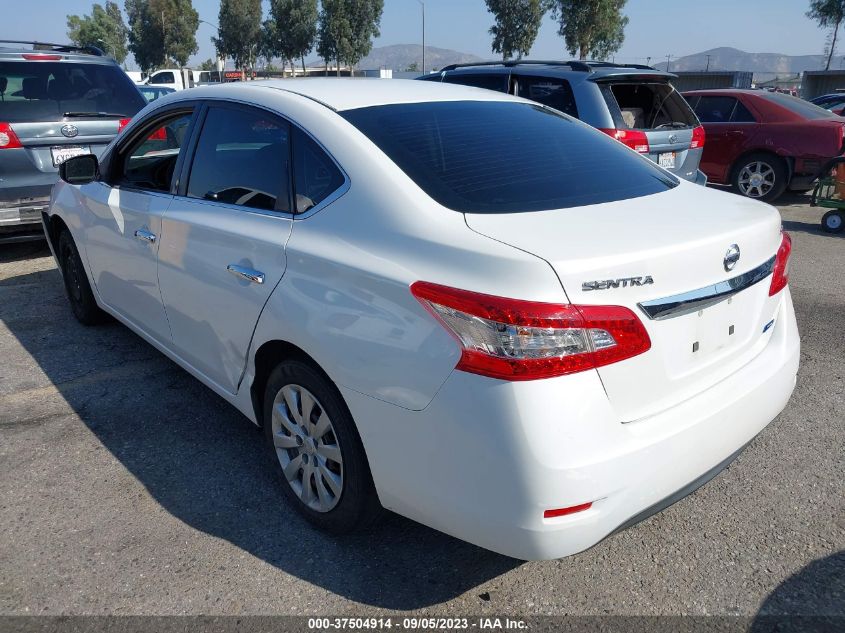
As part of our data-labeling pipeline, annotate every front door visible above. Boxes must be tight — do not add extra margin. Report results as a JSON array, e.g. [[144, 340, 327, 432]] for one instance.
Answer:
[[81, 109, 195, 342], [157, 103, 294, 393]]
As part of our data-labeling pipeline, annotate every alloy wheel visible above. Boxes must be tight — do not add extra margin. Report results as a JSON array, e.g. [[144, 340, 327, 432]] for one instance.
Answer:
[[737, 161, 776, 198], [271, 383, 344, 512]]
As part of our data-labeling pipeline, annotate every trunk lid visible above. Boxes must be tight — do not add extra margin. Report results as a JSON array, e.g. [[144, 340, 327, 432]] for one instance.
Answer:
[[465, 183, 784, 421], [10, 119, 120, 172]]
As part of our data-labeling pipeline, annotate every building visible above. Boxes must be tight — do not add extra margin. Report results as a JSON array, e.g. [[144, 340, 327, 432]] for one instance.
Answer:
[[670, 71, 753, 91]]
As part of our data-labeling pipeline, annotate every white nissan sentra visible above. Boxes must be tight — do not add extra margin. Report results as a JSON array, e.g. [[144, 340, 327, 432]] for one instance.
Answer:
[[44, 79, 799, 560]]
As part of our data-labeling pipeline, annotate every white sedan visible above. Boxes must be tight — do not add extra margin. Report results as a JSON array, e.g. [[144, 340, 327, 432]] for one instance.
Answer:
[[44, 79, 799, 560]]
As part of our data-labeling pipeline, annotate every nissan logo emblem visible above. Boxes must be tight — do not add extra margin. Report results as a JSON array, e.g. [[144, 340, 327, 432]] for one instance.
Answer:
[[724, 244, 741, 272], [61, 124, 79, 138]]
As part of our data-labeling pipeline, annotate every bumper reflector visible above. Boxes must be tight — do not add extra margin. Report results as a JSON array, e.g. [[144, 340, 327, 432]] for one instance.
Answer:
[[543, 502, 593, 519]]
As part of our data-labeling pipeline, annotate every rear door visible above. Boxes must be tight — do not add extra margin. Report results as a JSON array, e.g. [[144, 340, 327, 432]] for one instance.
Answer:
[[0, 57, 145, 211], [157, 103, 295, 394], [599, 80, 702, 181], [692, 95, 760, 182]]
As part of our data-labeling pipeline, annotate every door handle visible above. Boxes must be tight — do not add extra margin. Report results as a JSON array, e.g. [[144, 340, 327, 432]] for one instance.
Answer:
[[134, 229, 157, 243], [227, 264, 265, 285]]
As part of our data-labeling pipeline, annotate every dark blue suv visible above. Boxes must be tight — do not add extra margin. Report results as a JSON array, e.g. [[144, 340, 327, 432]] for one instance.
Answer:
[[419, 60, 706, 185]]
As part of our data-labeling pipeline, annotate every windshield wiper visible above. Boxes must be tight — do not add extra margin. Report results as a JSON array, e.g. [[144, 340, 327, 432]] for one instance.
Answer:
[[654, 122, 690, 129], [63, 111, 128, 118]]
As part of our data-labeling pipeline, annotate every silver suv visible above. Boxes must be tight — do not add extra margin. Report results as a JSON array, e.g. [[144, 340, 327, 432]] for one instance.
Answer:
[[420, 60, 707, 185], [0, 40, 146, 242]]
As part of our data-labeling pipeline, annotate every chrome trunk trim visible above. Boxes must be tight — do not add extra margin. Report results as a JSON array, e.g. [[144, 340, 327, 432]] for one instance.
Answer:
[[638, 256, 775, 320]]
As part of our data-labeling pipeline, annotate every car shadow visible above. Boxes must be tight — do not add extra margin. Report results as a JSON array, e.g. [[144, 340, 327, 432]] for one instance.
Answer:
[[781, 219, 845, 239], [0, 239, 50, 264], [750, 550, 844, 632], [1, 267, 520, 610]]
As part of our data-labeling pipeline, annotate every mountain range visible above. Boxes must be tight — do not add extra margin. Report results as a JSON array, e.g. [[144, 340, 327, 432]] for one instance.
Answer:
[[305, 44, 484, 71], [653, 47, 842, 78]]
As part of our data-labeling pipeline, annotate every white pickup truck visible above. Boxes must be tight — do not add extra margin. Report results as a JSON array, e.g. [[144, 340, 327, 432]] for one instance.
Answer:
[[144, 68, 196, 91]]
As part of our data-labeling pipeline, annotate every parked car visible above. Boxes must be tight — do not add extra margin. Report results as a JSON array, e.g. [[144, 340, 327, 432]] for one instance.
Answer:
[[684, 89, 845, 201], [138, 84, 175, 103], [0, 40, 146, 242], [419, 60, 707, 184], [45, 79, 799, 561], [810, 93, 845, 116]]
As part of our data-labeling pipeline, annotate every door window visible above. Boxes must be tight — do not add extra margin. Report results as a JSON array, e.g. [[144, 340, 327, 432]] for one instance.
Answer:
[[187, 106, 292, 212], [516, 75, 578, 117], [119, 112, 193, 192], [442, 73, 509, 93], [151, 72, 174, 84], [292, 129, 345, 213], [693, 96, 739, 123], [731, 100, 756, 123]]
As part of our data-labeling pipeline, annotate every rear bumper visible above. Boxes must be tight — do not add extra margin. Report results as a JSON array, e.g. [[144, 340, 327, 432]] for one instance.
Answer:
[[344, 289, 800, 560]]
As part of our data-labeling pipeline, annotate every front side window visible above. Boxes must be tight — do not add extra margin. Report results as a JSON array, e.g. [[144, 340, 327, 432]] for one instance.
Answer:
[[151, 72, 174, 84], [342, 101, 677, 214], [119, 111, 193, 192], [292, 129, 345, 213], [517, 75, 578, 118], [187, 106, 291, 212]]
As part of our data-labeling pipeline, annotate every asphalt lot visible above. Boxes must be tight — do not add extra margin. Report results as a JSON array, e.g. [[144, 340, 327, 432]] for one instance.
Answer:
[[0, 192, 842, 617]]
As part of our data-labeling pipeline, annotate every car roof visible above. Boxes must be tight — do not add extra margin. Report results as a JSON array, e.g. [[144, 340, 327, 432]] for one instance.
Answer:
[[433, 60, 675, 82], [0, 40, 115, 65], [185, 78, 526, 112]]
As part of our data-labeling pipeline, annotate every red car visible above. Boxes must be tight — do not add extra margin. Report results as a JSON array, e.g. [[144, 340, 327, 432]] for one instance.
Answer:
[[683, 89, 845, 201]]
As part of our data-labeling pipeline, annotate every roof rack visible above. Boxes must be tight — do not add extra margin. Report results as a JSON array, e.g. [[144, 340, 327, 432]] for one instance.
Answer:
[[0, 40, 104, 56], [438, 60, 594, 73], [582, 61, 658, 71]]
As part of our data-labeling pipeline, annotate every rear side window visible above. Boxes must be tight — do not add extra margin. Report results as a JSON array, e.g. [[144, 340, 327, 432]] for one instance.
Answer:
[[442, 73, 509, 93], [292, 128, 345, 213], [693, 96, 740, 123], [187, 106, 292, 212], [604, 82, 698, 130], [0, 61, 145, 123], [516, 75, 578, 117], [341, 101, 677, 214], [732, 100, 756, 122]]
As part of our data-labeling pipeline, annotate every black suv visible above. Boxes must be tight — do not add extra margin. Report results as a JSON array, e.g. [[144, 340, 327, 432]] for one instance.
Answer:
[[419, 60, 706, 185], [0, 40, 146, 242]]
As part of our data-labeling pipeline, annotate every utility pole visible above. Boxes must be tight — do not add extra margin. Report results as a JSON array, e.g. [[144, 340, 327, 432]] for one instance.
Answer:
[[666, 54, 672, 72], [161, 9, 167, 65], [705, 54, 712, 72], [415, 0, 425, 73], [646, 56, 651, 66]]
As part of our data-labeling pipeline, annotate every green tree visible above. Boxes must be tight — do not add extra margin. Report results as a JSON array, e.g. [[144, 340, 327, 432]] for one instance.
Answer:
[[199, 57, 216, 71], [485, 0, 544, 61], [544, 0, 628, 61], [405, 61, 419, 72], [216, 0, 263, 78], [317, 0, 350, 76], [125, 0, 199, 72], [67, 1, 129, 64], [808, 0, 845, 69], [269, 0, 318, 74], [318, 0, 382, 76]]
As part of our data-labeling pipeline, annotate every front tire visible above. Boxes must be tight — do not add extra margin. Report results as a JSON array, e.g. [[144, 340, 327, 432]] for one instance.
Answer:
[[731, 153, 787, 202], [821, 210, 844, 233], [263, 359, 381, 533], [58, 229, 106, 325]]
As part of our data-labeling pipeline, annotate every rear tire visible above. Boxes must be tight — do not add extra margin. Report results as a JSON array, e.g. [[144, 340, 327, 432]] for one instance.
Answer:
[[731, 153, 787, 202], [58, 229, 106, 326], [263, 359, 382, 533], [821, 210, 844, 233]]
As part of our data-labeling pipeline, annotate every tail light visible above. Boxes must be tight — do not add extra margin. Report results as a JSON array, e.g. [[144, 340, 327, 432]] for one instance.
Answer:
[[0, 123, 22, 149], [599, 128, 650, 153], [769, 232, 792, 296], [118, 118, 132, 133], [410, 281, 651, 381], [544, 502, 593, 519], [690, 125, 706, 149], [148, 126, 167, 141]]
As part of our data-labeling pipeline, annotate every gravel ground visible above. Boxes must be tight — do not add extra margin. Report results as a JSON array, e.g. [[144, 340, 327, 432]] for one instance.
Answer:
[[0, 192, 842, 618]]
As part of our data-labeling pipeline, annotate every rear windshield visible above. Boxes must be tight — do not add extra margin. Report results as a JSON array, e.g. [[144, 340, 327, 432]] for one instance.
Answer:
[[0, 61, 145, 123], [341, 101, 678, 214], [761, 91, 841, 120], [603, 82, 698, 130]]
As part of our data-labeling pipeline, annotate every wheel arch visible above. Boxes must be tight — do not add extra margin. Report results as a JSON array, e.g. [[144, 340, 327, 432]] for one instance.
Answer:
[[729, 149, 790, 183]]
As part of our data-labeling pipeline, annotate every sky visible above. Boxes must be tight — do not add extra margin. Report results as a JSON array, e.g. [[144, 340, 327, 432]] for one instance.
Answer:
[[3, 0, 827, 70]]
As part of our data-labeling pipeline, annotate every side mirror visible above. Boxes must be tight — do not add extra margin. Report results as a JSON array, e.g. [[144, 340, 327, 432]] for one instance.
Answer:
[[59, 154, 99, 185]]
